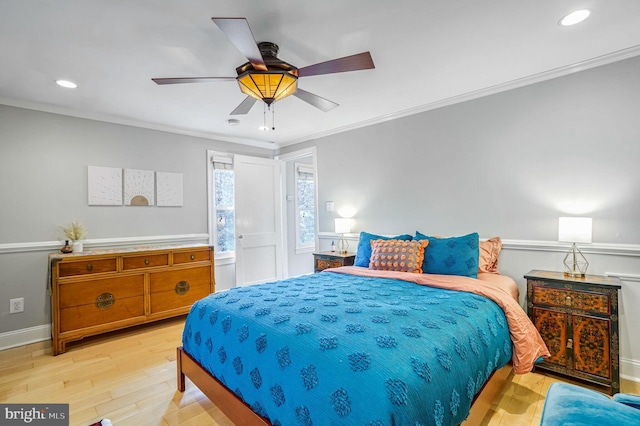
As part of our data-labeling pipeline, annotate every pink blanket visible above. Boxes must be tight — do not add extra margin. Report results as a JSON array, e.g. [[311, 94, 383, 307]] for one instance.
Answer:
[[326, 266, 550, 374]]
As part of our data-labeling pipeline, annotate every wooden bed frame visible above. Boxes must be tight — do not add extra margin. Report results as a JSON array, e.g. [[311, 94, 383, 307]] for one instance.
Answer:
[[177, 346, 513, 425]]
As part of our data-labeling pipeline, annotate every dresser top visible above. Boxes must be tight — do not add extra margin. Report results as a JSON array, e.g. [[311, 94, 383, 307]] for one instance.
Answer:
[[525, 269, 621, 288], [49, 244, 212, 261]]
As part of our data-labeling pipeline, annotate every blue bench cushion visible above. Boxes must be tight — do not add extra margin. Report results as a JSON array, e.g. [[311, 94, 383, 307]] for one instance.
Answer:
[[541, 382, 640, 426]]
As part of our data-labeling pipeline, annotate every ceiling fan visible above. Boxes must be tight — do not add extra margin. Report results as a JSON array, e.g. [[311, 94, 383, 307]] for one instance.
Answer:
[[152, 17, 375, 116]]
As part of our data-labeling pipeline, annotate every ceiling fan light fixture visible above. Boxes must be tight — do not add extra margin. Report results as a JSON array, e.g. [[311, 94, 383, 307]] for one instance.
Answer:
[[237, 70, 298, 106]]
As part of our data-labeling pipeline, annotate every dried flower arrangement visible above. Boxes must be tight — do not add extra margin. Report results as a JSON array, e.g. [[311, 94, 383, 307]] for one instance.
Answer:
[[60, 221, 87, 241]]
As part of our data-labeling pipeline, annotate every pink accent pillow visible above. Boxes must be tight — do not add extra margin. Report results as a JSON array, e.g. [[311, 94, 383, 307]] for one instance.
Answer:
[[479, 237, 502, 274], [369, 239, 429, 273]]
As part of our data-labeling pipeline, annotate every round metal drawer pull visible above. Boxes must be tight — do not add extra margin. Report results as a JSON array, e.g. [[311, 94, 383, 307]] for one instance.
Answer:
[[144, 258, 150, 265], [96, 292, 115, 309], [86, 263, 93, 271], [190, 254, 195, 260], [175, 280, 190, 295]]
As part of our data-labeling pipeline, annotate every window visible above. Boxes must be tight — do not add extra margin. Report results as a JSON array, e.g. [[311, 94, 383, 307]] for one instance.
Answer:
[[212, 155, 235, 254], [295, 163, 315, 251]]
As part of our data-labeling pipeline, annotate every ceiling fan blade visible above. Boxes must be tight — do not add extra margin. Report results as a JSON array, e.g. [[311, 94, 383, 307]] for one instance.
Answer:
[[294, 88, 339, 112], [230, 96, 258, 115], [212, 18, 267, 71], [152, 77, 236, 85], [297, 51, 374, 77]]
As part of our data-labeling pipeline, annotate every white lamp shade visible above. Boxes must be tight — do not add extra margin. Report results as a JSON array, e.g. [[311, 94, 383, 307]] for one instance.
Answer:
[[558, 217, 592, 243], [334, 218, 352, 234]]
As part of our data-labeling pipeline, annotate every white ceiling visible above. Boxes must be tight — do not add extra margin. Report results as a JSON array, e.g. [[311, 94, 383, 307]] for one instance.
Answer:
[[2, 1, 640, 149]]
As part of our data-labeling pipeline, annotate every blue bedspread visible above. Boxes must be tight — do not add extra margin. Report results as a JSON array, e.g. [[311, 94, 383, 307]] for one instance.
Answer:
[[182, 271, 512, 425]]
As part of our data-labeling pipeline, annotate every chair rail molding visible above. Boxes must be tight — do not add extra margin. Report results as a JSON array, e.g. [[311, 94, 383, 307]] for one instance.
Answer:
[[0, 233, 210, 254], [317, 233, 640, 257]]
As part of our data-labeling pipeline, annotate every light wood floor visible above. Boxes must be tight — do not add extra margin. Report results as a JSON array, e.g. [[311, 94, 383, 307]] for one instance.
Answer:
[[1, 318, 638, 426]]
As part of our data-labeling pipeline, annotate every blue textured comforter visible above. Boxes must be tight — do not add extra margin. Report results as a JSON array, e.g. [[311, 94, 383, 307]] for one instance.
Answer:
[[182, 271, 512, 425]]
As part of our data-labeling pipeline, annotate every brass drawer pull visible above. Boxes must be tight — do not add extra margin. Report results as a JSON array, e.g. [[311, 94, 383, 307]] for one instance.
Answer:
[[86, 263, 93, 271], [565, 296, 572, 307], [96, 292, 115, 309], [144, 258, 150, 265], [567, 338, 573, 349], [190, 254, 195, 260], [175, 280, 190, 295]]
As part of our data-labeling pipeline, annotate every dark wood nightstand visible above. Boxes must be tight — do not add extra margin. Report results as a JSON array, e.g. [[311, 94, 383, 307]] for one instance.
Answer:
[[313, 251, 356, 272], [525, 269, 621, 394]]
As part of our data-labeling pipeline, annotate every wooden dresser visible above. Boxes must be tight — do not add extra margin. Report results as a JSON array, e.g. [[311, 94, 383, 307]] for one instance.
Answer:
[[525, 269, 621, 394], [49, 245, 214, 355]]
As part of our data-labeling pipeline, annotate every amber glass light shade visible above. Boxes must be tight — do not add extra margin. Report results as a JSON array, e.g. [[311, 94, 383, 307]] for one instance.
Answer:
[[237, 71, 298, 106]]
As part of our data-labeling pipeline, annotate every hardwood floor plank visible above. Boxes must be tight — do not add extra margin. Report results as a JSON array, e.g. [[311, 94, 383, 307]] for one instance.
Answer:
[[1, 317, 635, 426]]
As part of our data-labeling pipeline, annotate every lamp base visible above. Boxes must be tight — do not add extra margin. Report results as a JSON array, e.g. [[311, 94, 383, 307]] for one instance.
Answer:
[[563, 271, 586, 279], [562, 243, 588, 279], [338, 234, 349, 254]]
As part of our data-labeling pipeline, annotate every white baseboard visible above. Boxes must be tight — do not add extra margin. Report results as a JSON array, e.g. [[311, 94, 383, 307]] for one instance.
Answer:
[[621, 357, 640, 384], [0, 324, 51, 351]]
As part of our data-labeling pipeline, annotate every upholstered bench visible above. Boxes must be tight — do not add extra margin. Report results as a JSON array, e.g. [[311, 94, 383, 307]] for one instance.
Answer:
[[541, 382, 640, 425]]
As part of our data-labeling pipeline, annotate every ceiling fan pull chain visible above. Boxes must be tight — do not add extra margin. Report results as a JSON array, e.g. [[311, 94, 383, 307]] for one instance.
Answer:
[[263, 102, 267, 130], [272, 103, 276, 131]]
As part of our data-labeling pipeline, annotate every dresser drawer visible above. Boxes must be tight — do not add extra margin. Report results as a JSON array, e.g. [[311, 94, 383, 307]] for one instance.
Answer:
[[58, 258, 117, 277], [317, 259, 343, 270], [58, 275, 144, 309], [149, 266, 212, 313], [149, 266, 212, 293], [60, 296, 144, 333], [150, 284, 212, 314], [532, 286, 610, 315], [173, 249, 211, 264], [122, 253, 169, 270]]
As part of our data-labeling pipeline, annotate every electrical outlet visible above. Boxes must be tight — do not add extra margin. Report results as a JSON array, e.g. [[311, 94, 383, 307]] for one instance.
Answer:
[[10, 297, 24, 314]]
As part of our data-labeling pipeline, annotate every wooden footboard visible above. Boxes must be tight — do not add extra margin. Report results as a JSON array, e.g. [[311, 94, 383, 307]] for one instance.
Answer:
[[177, 347, 270, 426], [177, 346, 512, 425]]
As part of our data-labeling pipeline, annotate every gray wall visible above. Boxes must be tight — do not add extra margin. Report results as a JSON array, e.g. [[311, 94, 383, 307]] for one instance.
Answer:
[[0, 105, 271, 334], [280, 55, 640, 380], [308, 55, 640, 243]]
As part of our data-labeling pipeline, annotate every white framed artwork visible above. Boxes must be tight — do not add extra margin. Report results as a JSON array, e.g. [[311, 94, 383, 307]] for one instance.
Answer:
[[156, 172, 183, 207], [124, 168, 155, 206], [88, 166, 123, 205]]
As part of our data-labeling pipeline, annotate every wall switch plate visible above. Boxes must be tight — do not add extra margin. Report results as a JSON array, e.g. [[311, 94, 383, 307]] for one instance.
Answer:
[[10, 297, 24, 314], [326, 201, 334, 212]]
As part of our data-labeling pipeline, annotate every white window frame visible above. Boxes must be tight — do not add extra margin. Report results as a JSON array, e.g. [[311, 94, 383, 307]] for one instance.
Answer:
[[294, 162, 316, 253], [207, 151, 235, 263]]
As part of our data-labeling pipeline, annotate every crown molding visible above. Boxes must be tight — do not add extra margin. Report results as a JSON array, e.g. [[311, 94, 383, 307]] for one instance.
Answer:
[[279, 44, 640, 148], [0, 97, 276, 151]]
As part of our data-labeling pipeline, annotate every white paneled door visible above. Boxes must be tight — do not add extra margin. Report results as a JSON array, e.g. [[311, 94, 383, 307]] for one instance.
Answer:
[[234, 155, 284, 286]]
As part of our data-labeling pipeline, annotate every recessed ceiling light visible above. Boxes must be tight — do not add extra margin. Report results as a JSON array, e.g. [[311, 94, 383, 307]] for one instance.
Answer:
[[258, 126, 269, 131], [55, 79, 78, 89], [559, 9, 591, 26]]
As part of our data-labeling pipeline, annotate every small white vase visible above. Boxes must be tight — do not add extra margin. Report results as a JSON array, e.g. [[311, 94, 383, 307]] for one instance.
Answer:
[[72, 241, 84, 252]]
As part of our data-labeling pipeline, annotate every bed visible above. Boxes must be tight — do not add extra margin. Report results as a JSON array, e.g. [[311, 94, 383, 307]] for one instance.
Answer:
[[178, 256, 548, 425]]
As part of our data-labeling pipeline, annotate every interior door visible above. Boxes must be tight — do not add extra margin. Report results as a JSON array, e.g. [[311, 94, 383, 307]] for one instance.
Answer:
[[234, 154, 284, 286]]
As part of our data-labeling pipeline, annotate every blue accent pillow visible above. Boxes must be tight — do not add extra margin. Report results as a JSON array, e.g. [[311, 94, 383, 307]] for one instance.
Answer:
[[414, 231, 479, 278], [354, 231, 413, 267]]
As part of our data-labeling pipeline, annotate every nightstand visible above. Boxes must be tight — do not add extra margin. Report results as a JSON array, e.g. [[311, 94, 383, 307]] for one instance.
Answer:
[[313, 251, 355, 272], [525, 269, 621, 394]]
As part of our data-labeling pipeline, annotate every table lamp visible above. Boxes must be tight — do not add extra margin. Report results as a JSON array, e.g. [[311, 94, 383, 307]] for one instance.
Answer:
[[558, 217, 592, 278]]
